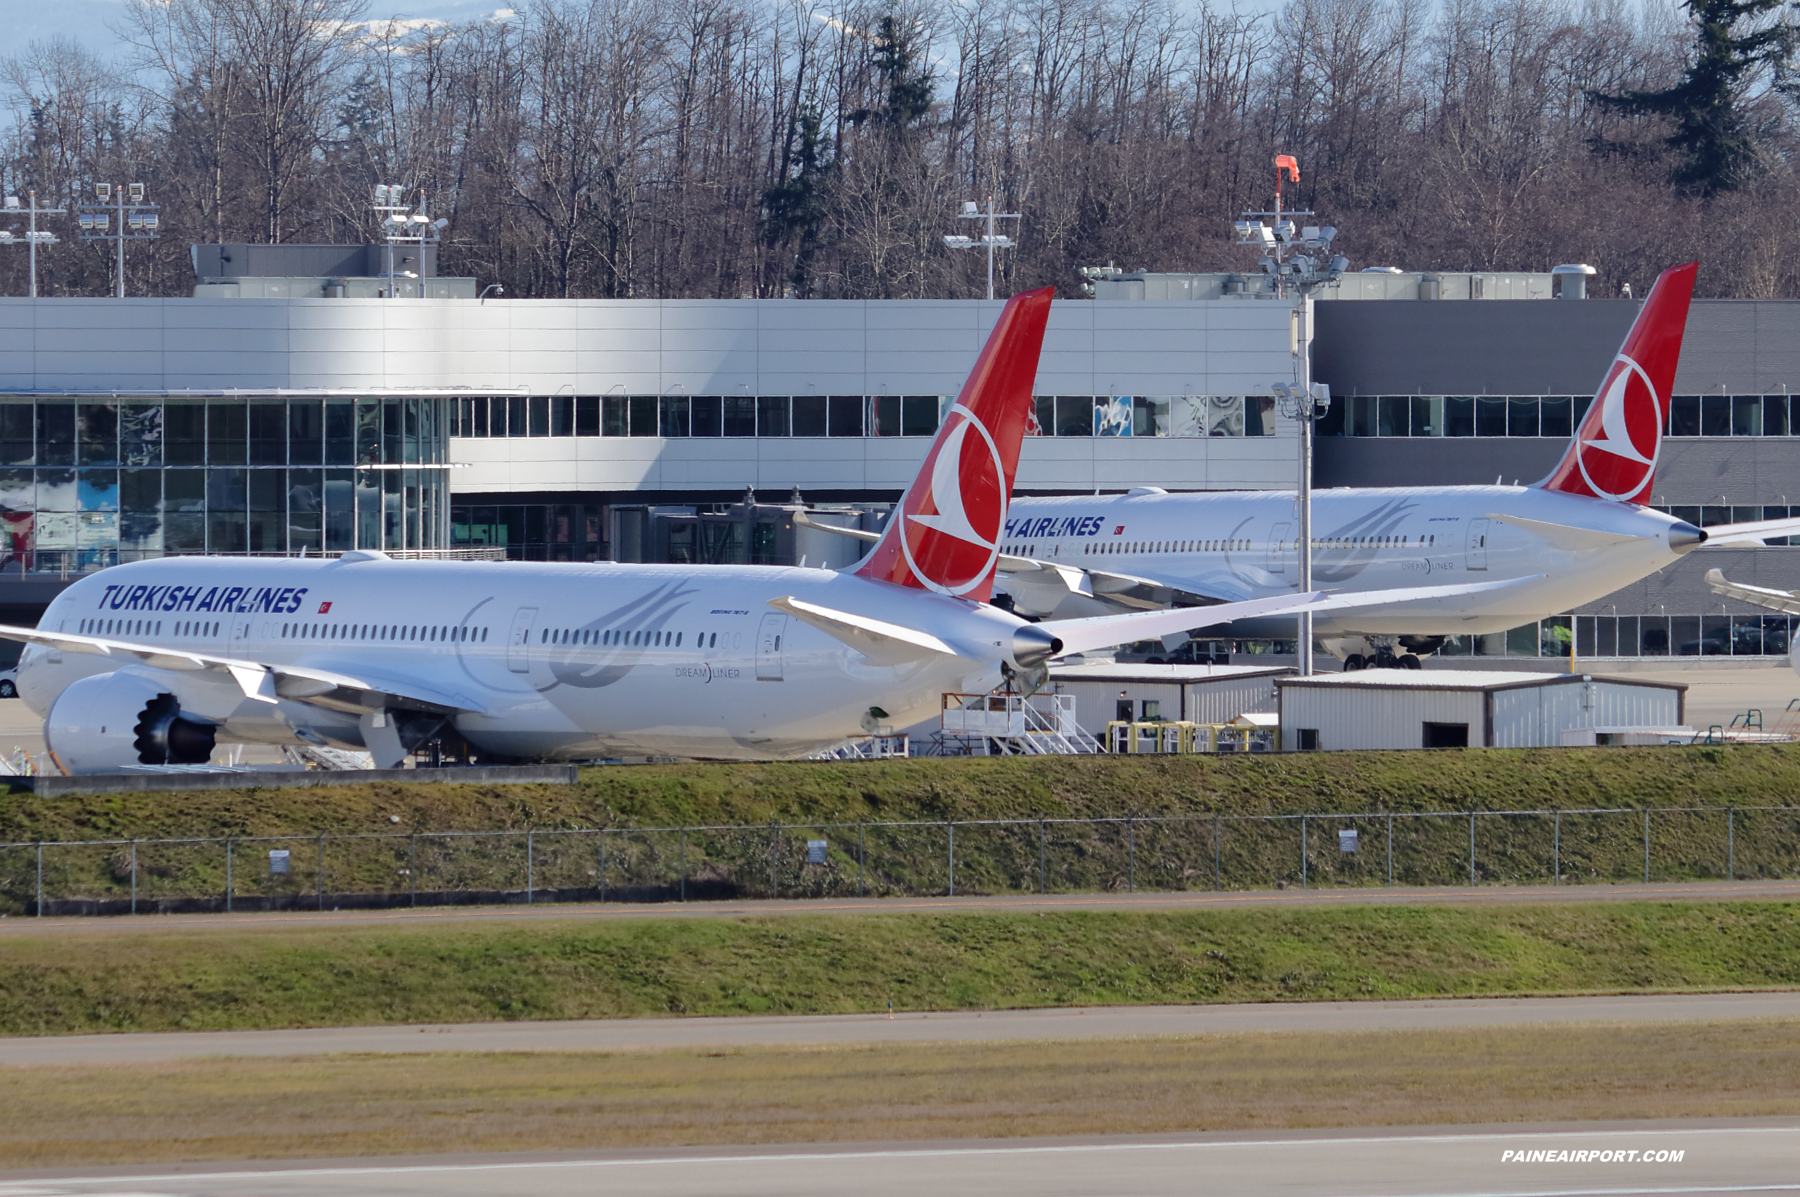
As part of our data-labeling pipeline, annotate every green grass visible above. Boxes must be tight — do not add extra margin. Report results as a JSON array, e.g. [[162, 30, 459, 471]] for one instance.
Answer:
[[3, 743, 1800, 845], [2, 901, 1798, 1035], [8, 1021, 1800, 1165], [7, 748, 1798, 911]]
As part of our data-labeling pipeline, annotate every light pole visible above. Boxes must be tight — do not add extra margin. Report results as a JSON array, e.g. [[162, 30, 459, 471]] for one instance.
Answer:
[[372, 184, 447, 298], [0, 192, 66, 297], [1236, 155, 1347, 677], [76, 183, 159, 298], [943, 196, 1019, 300]]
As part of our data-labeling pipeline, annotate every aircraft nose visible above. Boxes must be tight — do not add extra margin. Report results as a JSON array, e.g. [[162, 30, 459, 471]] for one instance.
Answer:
[[1668, 521, 1707, 551]]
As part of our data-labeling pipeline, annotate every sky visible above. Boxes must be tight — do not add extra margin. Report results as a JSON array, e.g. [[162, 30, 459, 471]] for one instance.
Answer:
[[0, 0, 1298, 66], [0, 0, 512, 62]]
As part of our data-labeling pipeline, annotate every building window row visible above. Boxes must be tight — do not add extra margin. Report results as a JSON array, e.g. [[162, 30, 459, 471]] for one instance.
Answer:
[[1330, 395, 1589, 437], [2, 467, 446, 574], [1437, 614, 1795, 658], [450, 394, 1278, 440], [0, 397, 446, 467], [1331, 393, 1800, 438], [1648, 503, 1796, 544], [1192, 615, 1793, 662], [452, 503, 606, 562], [1035, 396, 1276, 437]]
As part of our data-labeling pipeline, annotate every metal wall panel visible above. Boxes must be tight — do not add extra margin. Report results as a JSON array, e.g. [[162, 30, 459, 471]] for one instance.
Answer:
[[1279, 684, 1486, 750], [1315, 298, 1800, 398], [0, 296, 1303, 496], [1185, 676, 1283, 725], [1488, 680, 1681, 747], [0, 298, 1284, 400], [1313, 300, 1638, 396], [1054, 679, 1184, 738], [1315, 420, 1800, 500]]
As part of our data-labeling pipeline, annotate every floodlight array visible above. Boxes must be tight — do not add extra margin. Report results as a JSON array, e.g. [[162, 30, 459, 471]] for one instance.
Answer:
[[942, 195, 1022, 300], [0, 191, 68, 295], [370, 183, 447, 299], [78, 182, 160, 297]]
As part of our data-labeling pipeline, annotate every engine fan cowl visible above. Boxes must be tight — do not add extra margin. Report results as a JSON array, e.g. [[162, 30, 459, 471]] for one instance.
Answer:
[[45, 672, 217, 774]]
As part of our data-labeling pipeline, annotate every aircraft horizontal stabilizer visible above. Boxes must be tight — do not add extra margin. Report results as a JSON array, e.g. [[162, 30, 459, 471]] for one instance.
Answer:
[[793, 510, 880, 545], [0, 624, 487, 715], [767, 596, 966, 666], [1485, 513, 1648, 550], [1043, 576, 1543, 660], [1696, 515, 1800, 547], [1703, 568, 1800, 615]]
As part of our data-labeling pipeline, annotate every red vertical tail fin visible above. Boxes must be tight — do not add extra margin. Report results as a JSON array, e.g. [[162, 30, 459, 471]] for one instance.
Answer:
[[1540, 262, 1696, 503], [855, 286, 1054, 599]]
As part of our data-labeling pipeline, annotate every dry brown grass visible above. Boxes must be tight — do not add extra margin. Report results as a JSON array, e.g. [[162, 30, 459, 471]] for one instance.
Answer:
[[2, 1018, 1799, 1167]]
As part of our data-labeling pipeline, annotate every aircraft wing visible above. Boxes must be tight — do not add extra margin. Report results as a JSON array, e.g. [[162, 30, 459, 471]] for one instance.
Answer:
[[1694, 515, 1800, 547], [1703, 569, 1800, 615], [1004, 560, 1242, 611], [0, 624, 487, 716], [1042, 576, 1543, 660]]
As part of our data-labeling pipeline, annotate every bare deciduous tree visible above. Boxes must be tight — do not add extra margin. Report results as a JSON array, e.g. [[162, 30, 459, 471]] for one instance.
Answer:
[[5, 0, 1800, 299]]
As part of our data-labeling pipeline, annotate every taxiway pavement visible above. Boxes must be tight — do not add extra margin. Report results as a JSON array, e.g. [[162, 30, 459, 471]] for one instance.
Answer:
[[4, 878, 1799, 939], [0, 1121, 1793, 1197], [3, 990, 1797, 1066]]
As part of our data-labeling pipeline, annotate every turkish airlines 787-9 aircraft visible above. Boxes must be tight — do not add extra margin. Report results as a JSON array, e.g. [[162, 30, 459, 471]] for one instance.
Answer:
[[967, 263, 1800, 666], [1, 289, 1504, 773]]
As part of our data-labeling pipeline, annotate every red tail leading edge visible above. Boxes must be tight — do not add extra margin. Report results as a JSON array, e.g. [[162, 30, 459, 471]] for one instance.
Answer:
[[1540, 262, 1697, 503], [856, 286, 1055, 600]]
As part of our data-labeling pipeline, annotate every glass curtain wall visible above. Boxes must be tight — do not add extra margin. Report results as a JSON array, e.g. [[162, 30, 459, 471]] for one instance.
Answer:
[[1328, 393, 1800, 438], [0, 396, 450, 572], [449, 395, 1278, 439]]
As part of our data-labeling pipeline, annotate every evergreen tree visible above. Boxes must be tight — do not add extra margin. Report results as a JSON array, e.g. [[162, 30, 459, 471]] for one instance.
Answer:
[[851, 16, 935, 136], [761, 105, 832, 296], [1594, 0, 1800, 195]]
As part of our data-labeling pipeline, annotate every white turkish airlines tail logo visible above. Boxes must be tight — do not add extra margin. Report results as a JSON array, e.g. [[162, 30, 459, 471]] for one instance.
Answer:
[[909, 418, 993, 546], [899, 404, 1007, 596], [1575, 353, 1661, 502]]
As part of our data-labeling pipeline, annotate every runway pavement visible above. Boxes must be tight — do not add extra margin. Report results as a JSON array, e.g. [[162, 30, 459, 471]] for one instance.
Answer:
[[1, 1121, 1794, 1197], [4, 990, 1797, 1066], [4, 878, 1799, 939]]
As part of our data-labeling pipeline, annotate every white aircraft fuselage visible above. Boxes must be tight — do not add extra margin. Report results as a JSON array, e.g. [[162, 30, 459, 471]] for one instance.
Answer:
[[19, 555, 1022, 761], [998, 261, 1727, 649], [1001, 484, 1701, 636]]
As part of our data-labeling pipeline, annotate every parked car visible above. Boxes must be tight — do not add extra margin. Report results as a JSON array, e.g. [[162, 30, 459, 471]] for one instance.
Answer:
[[0, 667, 16, 698], [1678, 623, 1789, 656]]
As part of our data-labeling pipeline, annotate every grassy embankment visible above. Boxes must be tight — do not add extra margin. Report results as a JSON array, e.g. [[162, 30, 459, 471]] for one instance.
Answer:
[[2, 903, 1799, 1035], [4, 745, 1800, 911], [9, 743, 1800, 842], [5, 1020, 1800, 1165]]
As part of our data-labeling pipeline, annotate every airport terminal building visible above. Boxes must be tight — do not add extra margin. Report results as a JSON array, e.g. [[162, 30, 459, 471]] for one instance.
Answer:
[[0, 249, 1795, 662]]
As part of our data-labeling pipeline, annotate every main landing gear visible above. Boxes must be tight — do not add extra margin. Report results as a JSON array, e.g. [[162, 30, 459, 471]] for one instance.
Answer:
[[1342, 650, 1421, 671]]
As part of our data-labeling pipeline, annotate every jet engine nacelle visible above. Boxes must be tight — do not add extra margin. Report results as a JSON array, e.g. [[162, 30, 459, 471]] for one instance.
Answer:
[[44, 671, 218, 774]]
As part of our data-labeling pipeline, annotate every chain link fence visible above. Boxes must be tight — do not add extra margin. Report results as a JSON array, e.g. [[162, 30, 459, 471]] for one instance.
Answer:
[[3, 807, 1797, 917]]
